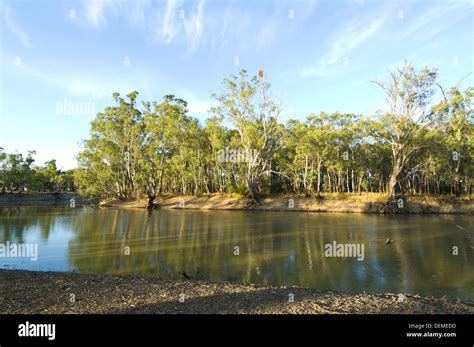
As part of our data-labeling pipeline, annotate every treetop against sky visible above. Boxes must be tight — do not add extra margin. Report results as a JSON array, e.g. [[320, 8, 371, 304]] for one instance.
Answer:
[[0, 0, 473, 169]]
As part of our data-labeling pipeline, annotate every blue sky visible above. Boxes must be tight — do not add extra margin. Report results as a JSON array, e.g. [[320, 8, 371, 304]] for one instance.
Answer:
[[1, 0, 473, 169]]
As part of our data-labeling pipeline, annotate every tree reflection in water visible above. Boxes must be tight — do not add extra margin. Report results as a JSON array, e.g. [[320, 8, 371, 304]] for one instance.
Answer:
[[0, 207, 472, 299]]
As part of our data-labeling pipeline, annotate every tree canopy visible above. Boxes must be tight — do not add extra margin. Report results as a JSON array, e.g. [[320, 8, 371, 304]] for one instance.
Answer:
[[13, 64, 470, 205]]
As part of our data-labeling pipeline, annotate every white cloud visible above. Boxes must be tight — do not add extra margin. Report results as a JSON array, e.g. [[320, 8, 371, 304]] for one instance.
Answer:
[[174, 87, 212, 114], [84, 0, 109, 27], [183, 0, 205, 56], [403, 2, 471, 41], [80, 0, 206, 55], [296, 16, 385, 78], [157, 0, 180, 43], [81, 0, 155, 28], [187, 100, 211, 114], [204, 2, 284, 54], [321, 17, 384, 65], [2, 5, 30, 47], [129, 0, 151, 27], [153, 0, 206, 56]]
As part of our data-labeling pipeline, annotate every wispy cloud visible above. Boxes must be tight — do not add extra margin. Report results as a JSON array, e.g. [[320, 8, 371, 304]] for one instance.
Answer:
[[78, 0, 282, 57], [321, 17, 384, 65], [296, 15, 385, 78], [183, 0, 205, 56], [128, 0, 151, 27], [403, 1, 472, 41], [157, 0, 179, 43], [205, 2, 284, 54], [81, 0, 154, 28], [83, 0, 109, 27], [153, 0, 206, 56], [2, 5, 30, 47]]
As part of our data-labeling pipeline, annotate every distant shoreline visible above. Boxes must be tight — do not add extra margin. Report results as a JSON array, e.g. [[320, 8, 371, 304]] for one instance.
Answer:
[[0, 193, 472, 214], [0, 193, 90, 207], [1, 270, 472, 314]]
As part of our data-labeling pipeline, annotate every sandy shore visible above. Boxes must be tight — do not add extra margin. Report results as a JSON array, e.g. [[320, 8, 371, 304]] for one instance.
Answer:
[[0, 270, 472, 314], [100, 194, 473, 214], [0, 193, 470, 214]]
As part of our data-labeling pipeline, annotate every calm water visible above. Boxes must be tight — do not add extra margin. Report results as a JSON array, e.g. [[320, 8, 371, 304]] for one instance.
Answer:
[[0, 206, 473, 299]]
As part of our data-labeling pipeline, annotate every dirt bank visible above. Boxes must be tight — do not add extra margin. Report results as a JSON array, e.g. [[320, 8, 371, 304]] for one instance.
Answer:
[[1, 193, 470, 214], [100, 194, 473, 214], [0, 270, 472, 314], [0, 193, 94, 207]]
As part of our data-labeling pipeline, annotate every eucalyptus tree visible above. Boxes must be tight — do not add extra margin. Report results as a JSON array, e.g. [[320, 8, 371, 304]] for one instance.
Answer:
[[1, 151, 36, 192], [211, 69, 283, 203], [75, 91, 144, 199], [283, 119, 312, 195], [166, 115, 208, 195], [433, 86, 473, 195], [372, 62, 441, 199], [42, 160, 60, 192], [69, 65, 471, 200], [140, 95, 191, 206], [203, 116, 230, 194], [306, 113, 336, 195]]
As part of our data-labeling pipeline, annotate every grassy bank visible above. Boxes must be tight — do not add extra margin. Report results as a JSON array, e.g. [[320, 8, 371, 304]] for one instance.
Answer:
[[0, 270, 472, 314], [100, 193, 473, 214]]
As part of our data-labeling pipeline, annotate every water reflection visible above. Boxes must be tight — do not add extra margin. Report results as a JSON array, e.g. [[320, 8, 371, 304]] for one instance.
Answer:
[[0, 207, 473, 299]]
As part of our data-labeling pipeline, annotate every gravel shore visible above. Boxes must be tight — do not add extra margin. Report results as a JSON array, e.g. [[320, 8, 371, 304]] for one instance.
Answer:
[[0, 270, 472, 314]]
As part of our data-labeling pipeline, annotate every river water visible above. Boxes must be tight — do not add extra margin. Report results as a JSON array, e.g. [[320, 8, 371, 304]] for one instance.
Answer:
[[0, 206, 472, 299]]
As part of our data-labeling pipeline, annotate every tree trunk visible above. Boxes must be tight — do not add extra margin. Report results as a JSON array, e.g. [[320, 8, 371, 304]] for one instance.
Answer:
[[388, 157, 402, 198], [328, 173, 332, 193], [316, 160, 321, 197], [245, 178, 259, 206], [346, 169, 350, 192], [146, 195, 155, 209]]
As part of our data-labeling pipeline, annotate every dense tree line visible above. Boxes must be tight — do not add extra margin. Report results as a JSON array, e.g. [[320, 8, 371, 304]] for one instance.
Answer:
[[74, 63, 473, 207], [0, 148, 74, 193]]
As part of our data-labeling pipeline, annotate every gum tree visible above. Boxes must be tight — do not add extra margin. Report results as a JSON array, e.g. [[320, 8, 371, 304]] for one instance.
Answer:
[[211, 69, 282, 204], [433, 86, 473, 196], [140, 95, 190, 207], [372, 62, 441, 199], [75, 92, 143, 199]]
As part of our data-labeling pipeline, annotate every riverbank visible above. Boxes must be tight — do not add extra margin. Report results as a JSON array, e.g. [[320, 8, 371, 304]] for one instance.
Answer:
[[0, 193, 471, 214], [101, 194, 473, 214], [0, 193, 95, 207], [0, 270, 472, 314]]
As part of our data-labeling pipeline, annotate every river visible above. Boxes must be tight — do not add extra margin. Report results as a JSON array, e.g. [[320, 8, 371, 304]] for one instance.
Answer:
[[0, 206, 473, 299]]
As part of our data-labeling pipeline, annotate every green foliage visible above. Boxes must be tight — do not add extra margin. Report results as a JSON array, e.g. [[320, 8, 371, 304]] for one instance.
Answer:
[[0, 150, 73, 193], [68, 66, 474, 200], [75, 92, 144, 199]]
